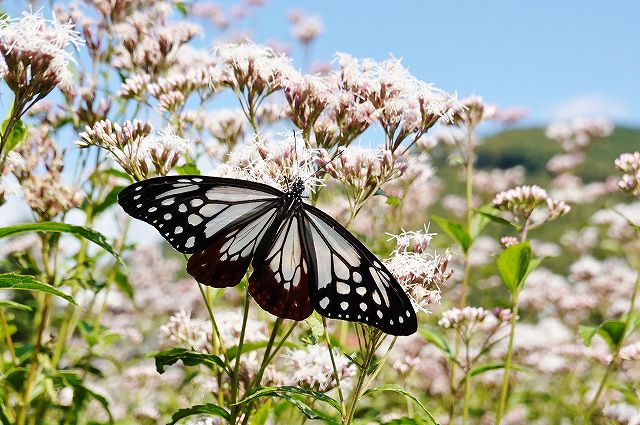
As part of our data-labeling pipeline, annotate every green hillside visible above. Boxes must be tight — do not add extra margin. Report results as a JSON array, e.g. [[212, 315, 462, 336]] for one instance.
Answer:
[[477, 126, 640, 182]]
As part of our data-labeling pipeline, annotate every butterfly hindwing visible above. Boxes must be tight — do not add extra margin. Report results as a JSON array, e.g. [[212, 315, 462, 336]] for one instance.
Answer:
[[249, 209, 314, 321], [187, 203, 281, 288], [117, 176, 283, 253], [301, 205, 418, 336]]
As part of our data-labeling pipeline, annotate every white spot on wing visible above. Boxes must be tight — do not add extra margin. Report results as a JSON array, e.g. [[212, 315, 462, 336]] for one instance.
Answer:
[[185, 237, 195, 248], [336, 281, 350, 295], [188, 214, 203, 226], [319, 297, 330, 309]]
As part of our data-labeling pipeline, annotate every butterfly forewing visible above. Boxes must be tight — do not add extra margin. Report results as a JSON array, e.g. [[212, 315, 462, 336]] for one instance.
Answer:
[[249, 210, 314, 321], [118, 176, 282, 253], [301, 205, 418, 336]]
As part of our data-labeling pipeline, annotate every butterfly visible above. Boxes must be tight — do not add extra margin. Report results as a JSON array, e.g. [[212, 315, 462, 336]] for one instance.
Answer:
[[117, 175, 418, 336]]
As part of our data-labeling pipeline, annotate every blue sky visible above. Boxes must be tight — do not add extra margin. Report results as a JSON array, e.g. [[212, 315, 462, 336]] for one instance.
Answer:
[[234, 0, 639, 126], [3, 0, 638, 125]]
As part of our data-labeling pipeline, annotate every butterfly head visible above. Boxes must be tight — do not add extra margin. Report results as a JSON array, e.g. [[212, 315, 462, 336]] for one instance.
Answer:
[[288, 178, 305, 198]]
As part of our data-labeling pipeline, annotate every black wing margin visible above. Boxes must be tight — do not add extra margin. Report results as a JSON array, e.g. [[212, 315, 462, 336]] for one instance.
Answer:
[[117, 176, 283, 254], [301, 205, 418, 336]]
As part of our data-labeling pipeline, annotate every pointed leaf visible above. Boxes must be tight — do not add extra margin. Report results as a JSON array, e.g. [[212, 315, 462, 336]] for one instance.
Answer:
[[497, 241, 532, 293], [579, 320, 626, 351], [0, 299, 32, 311], [278, 394, 339, 424], [418, 326, 454, 361], [175, 163, 201, 175], [153, 348, 227, 373], [168, 404, 230, 425], [237, 386, 341, 414], [0, 222, 121, 263], [249, 400, 272, 425], [469, 211, 489, 239], [2, 118, 26, 153], [469, 363, 528, 379], [432, 215, 472, 253], [364, 385, 439, 425], [472, 208, 520, 230], [0, 273, 77, 305]]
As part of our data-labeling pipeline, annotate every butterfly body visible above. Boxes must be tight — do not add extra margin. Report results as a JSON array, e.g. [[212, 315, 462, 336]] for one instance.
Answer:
[[118, 175, 418, 336]]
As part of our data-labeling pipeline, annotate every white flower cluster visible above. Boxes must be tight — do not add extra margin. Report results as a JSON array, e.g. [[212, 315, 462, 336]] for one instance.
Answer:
[[0, 10, 83, 89], [216, 131, 323, 193], [285, 344, 355, 391]]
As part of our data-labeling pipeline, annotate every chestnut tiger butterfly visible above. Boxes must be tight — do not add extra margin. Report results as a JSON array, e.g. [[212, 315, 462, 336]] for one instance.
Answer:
[[117, 175, 417, 336]]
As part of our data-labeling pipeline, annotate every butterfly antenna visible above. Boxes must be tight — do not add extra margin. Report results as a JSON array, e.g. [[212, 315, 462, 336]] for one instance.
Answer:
[[293, 131, 300, 179]]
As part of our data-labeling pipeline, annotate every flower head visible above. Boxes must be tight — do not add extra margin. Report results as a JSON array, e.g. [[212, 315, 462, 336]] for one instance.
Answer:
[[217, 131, 322, 193], [76, 119, 154, 180], [285, 344, 355, 392], [291, 15, 324, 45], [546, 117, 613, 153], [0, 10, 83, 92], [385, 245, 452, 314], [438, 306, 489, 336], [492, 185, 570, 224], [615, 152, 640, 196], [147, 128, 189, 176]]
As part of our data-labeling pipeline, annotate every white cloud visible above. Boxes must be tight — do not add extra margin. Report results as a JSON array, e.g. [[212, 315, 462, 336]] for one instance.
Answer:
[[550, 94, 631, 121]]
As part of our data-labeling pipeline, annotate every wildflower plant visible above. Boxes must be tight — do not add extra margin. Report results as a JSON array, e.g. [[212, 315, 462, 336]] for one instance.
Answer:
[[0, 2, 636, 425]]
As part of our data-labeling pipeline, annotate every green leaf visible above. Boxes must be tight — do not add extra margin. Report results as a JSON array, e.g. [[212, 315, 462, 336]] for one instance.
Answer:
[[432, 215, 472, 253], [0, 273, 77, 305], [0, 222, 121, 264], [174, 163, 201, 175], [49, 371, 113, 424], [497, 241, 532, 293], [1, 118, 26, 153], [249, 400, 272, 425], [469, 362, 528, 379], [168, 404, 230, 425], [382, 418, 422, 425], [91, 186, 125, 216], [374, 188, 400, 207], [523, 257, 543, 289], [104, 168, 134, 182], [5, 367, 27, 392], [418, 326, 455, 361], [385, 195, 401, 206], [175, 2, 188, 16], [305, 311, 324, 338], [0, 299, 32, 311], [472, 208, 520, 230], [113, 269, 134, 300], [469, 211, 490, 239], [0, 401, 10, 425], [579, 320, 626, 351], [278, 394, 339, 424], [237, 386, 341, 414], [153, 348, 227, 374], [364, 385, 439, 425]]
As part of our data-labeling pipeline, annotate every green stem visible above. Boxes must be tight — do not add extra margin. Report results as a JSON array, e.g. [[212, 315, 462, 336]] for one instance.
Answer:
[[0, 308, 17, 366], [463, 368, 471, 424], [343, 334, 376, 425], [323, 318, 346, 413], [462, 335, 473, 425], [230, 286, 251, 423], [495, 292, 519, 425], [584, 270, 640, 420]]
